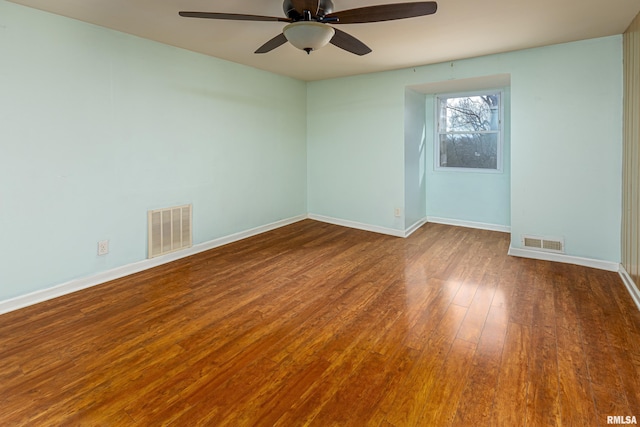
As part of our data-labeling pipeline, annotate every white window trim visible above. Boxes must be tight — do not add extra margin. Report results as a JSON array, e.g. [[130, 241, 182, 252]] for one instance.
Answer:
[[434, 89, 505, 173]]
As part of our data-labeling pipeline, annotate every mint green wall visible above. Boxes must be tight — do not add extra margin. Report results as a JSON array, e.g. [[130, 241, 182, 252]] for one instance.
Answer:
[[404, 89, 427, 230], [307, 74, 405, 230], [308, 36, 622, 263], [0, 2, 307, 300], [508, 39, 622, 260], [424, 89, 511, 227]]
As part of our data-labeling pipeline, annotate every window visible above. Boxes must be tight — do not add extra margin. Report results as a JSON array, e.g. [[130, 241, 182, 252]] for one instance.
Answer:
[[435, 90, 503, 171]]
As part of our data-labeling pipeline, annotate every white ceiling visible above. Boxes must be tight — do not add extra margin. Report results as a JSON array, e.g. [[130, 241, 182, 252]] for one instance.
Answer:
[[8, 0, 640, 81]]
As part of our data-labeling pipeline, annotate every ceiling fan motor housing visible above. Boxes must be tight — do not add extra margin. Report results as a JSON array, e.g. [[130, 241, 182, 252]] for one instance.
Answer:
[[283, 0, 334, 21]]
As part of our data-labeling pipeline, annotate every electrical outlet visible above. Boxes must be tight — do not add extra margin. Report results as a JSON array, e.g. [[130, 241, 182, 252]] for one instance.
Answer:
[[97, 240, 109, 256], [394, 208, 401, 217]]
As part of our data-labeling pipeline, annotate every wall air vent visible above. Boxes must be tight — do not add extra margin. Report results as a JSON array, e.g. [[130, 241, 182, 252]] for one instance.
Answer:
[[523, 237, 543, 249], [148, 204, 192, 258], [522, 234, 564, 253]]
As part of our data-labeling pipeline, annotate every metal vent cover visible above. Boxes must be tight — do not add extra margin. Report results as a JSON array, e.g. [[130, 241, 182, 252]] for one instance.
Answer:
[[522, 234, 564, 253], [148, 204, 192, 258], [523, 237, 543, 249]]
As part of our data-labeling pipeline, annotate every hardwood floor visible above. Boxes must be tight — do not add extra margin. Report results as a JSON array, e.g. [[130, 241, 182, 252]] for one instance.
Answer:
[[1, 220, 639, 426]]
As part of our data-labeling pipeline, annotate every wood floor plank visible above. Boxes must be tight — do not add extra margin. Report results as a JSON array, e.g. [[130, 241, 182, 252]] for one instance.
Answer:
[[452, 304, 508, 426], [382, 303, 468, 426], [232, 357, 332, 427], [552, 263, 599, 427], [456, 271, 499, 344], [271, 281, 407, 425], [574, 269, 633, 423], [417, 338, 477, 425], [508, 262, 538, 326], [492, 321, 531, 426], [556, 323, 599, 427], [586, 271, 640, 414], [525, 323, 561, 426], [0, 220, 639, 425]]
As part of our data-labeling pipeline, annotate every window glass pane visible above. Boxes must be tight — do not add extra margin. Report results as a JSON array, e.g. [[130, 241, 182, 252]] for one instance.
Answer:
[[441, 94, 500, 132], [438, 133, 498, 169]]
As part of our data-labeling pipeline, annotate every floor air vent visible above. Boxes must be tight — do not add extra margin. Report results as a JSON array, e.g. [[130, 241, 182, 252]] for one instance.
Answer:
[[148, 204, 192, 258], [522, 235, 564, 253]]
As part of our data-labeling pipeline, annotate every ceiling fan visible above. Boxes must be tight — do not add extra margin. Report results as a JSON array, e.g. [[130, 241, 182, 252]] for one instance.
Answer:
[[179, 1, 438, 56]]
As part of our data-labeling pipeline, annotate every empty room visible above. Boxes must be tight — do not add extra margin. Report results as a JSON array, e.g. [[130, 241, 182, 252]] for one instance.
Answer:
[[1, 0, 640, 425]]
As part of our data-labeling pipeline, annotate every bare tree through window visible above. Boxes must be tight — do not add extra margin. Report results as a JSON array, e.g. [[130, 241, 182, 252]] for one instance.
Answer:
[[437, 92, 502, 170]]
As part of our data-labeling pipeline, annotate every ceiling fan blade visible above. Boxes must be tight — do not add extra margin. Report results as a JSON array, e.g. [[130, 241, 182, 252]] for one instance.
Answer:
[[179, 11, 291, 23], [330, 28, 372, 56], [324, 2, 437, 24], [255, 33, 288, 54]]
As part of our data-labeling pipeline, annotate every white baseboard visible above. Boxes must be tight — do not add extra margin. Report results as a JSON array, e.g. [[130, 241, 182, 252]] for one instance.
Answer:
[[192, 215, 307, 254], [307, 214, 405, 237], [0, 215, 307, 315], [618, 265, 640, 311], [426, 216, 511, 233], [508, 246, 620, 272], [405, 218, 428, 237], [5, 213, 629, 315]]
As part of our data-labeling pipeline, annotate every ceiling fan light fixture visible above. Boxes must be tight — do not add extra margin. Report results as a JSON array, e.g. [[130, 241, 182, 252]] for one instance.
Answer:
[[283, 21, 335, 53]]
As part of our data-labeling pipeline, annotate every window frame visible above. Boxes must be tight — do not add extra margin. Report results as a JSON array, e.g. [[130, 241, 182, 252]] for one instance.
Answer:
[[434, 89, 504, 173]]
